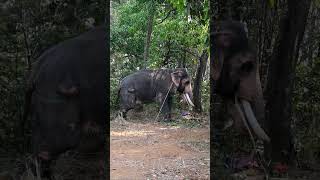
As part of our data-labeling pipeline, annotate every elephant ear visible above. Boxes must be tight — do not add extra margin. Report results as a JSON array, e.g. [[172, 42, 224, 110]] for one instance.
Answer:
[[212, 51, 224, 81], [170, 70, 183, 87]]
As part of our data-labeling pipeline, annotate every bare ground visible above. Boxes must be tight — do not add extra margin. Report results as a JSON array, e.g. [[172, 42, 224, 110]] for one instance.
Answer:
[[110, 110, 210, 180]]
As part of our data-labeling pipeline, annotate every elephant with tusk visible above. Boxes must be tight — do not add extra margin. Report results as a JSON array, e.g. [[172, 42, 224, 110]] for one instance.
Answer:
[[118, 68, 194, 121], [212, 20, 270, 142]]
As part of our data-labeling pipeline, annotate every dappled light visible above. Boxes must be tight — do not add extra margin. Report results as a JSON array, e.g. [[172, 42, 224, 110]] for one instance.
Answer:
[[111, 130, 156, 137]]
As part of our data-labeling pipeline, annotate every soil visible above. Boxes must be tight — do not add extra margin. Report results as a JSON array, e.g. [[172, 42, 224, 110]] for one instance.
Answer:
[[110, 110, 210, 180]]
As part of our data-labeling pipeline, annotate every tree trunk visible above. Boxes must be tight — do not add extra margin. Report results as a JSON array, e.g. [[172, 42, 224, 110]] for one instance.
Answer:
[[193, 50, 208, 113], [163, 40, 171, 66], [265, 0, 311, 165], [210, 0, 228, 176], [143, 1, 155, 69]]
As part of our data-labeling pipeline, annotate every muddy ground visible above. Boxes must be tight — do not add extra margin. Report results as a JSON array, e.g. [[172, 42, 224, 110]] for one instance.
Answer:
[[110, 107, 210, 180]]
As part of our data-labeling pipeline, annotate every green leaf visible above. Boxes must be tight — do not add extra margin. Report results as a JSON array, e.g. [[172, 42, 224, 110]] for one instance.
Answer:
[[268, 0, 275, 8]]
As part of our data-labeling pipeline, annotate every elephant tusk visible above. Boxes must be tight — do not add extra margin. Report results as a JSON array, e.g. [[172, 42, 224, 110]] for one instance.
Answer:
[[234, 98, 251, 132], [238, 99, 270, 142], [184, 93, 195, 107]]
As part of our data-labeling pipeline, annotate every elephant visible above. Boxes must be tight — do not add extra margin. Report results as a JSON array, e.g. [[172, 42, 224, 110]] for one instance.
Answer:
[[211, 20, 270, 142], [118, 68, 194, 121], [23, 26, 107, 177]]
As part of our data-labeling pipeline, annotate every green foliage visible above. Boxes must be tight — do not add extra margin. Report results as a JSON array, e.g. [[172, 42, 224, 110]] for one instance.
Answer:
[[166, 0, 186, 12], [268, 0, 276, 8], [293, 58, 320, 162], [315, 0, 320, 8], [111, 0, 209, 110]]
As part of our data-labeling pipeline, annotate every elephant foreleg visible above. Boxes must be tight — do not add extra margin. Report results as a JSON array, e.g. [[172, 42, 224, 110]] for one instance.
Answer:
[[159, 95, 172, 121]]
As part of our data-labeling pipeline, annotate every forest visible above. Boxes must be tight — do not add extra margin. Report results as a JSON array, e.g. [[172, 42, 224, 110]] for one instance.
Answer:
[[110, 0, 210, 178], [110, 0, 209, 112], [210, 0, 320, 179], [0, 0, 108, 179]]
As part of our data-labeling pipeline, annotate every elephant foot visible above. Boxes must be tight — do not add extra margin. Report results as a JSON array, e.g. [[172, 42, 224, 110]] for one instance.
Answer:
[[115, 112, 130, 125], [161, 114, 172, 122], [117, 111, 126, 119], [163, 118, 172, 122]]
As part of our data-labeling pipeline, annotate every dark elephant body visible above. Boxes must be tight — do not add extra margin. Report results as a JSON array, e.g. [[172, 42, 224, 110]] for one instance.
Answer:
[[24, 26, 107, 175], [119, 68, 194, 120]]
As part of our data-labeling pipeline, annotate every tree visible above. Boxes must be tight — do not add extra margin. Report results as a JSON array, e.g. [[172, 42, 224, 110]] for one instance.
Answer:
[[111, 0, 209, 111], [193, 50, 208, 112], [265, 0, 312, 165], [143, 1, 156, 69]]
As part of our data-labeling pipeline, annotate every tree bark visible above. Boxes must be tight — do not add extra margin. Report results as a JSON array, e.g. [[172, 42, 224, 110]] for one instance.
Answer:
[[143, 1, 155, 69], [193, 50, 208, 113], [210, 0, 228, 176], [265, 0, 311, 165]]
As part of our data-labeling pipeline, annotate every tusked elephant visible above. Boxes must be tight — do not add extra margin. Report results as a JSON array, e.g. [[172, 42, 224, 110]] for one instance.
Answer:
[[211, 21, 270, 142], [23, 26, 107, 177], [118, 68, 194, 121]]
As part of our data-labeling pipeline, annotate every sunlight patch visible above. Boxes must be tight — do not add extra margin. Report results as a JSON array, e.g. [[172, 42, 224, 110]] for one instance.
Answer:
[[111, 130, 156, 137]]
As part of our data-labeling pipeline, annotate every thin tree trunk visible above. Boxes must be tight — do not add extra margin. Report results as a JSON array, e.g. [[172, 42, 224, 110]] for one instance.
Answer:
[[163, 40, 171, 66], [317, 41, 320, 58], [186, 0, 191, 22], [265, 0, 311, 165], [193, 50, 208, 113], [143, 1, 155, 69]]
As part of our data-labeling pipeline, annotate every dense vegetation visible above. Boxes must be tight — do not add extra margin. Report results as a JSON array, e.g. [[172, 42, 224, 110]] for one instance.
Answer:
[[110, 0, 210, 112], [210, 0, 320, 175], [0, 0, 107, 153]]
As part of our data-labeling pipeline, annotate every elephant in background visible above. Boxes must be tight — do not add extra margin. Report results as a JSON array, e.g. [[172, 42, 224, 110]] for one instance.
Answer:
[[211, 20, 270, 142], [118, 68, 194, 121]]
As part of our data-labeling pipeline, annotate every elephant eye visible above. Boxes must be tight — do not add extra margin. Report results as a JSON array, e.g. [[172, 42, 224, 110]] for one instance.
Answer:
[[185, 80, 190, 85], [241, 61, 253, 73]]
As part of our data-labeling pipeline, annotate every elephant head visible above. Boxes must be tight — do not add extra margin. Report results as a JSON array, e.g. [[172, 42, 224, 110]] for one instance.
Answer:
[[212, 21, 270, 142], [170, 68, 194, 107]]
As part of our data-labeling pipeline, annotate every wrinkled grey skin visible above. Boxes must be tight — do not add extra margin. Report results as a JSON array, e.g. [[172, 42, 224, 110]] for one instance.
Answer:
[[119, 68, 194, 121], [24, 26, 107, 177]]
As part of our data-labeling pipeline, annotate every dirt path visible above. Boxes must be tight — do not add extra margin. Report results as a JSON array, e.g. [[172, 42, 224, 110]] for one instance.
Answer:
[[110, 119, 210, 180]]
